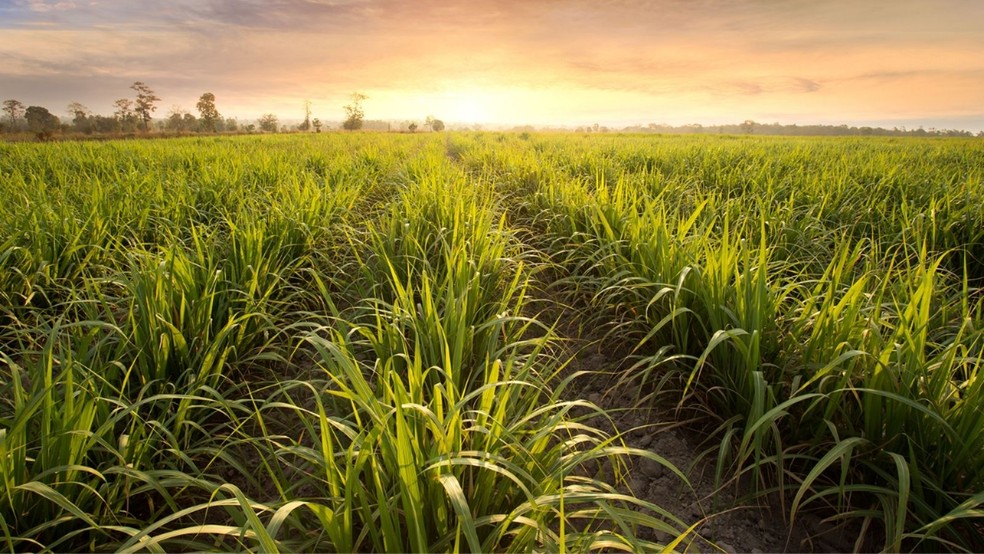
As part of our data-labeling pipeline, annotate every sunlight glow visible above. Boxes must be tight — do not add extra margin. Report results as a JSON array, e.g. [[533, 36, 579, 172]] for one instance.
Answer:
[[446, 96, 489, 124], [435, 88, 507, 124]]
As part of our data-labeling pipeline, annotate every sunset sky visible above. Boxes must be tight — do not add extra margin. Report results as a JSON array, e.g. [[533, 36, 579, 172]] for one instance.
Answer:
[[2, 0, 983, 130]]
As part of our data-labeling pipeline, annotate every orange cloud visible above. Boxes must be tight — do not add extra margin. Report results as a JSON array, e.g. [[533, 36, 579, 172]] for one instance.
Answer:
[[1, 0, 982, 129]]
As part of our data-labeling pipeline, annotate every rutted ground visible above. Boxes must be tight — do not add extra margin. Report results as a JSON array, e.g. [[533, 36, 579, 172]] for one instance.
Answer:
[[514, 284, 825, 552], [560, 332, 859, 553]]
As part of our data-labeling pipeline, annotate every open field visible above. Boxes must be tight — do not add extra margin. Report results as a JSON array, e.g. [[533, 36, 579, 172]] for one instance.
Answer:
[[1, 132, 982, 552]]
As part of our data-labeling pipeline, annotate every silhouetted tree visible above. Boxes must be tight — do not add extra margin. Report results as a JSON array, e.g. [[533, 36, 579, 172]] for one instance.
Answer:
[[113, 98, 132, 119], [166, 107, 198, 132], [312, 118, 323, 132], [196, 92, 220, 132], [66, 102, 92, 133], [2, 99, 24, 131], [91, 115, 120, 133], [113, 98, 137, 132], [424, 115, 444, 131], [131, 81, 160, 131], [257, 113, 279, 132], [24, 106, 60, 138], [66, 102, 89, 119], [342, 92, 367, 131], [299, 99, 312, 131]]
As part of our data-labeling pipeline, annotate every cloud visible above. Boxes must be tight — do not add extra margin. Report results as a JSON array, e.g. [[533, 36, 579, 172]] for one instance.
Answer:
[[1, 0, 982, 128], [194, 0, 371, 30], [24, 0, 78, 13], [704, 77, 822, 96]]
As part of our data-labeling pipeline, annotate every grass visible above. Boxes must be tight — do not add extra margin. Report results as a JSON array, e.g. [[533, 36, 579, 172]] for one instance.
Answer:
[[521, 134, 984, 551], [0, 131, 982, 551]]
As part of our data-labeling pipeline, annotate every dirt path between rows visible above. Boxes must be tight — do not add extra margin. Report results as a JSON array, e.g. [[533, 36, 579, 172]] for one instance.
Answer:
[[539, 295, 860, 553]]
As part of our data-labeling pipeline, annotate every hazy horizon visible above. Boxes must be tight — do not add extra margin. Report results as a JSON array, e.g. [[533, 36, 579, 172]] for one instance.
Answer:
[[3, 0, 983, 132]]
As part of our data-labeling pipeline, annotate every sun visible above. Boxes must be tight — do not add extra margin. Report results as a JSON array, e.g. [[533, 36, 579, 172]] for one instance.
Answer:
[[444, 93, 493, 124]]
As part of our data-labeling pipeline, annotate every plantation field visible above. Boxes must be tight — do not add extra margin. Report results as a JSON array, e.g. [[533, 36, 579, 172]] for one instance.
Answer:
[[1, 132, 982, 552]]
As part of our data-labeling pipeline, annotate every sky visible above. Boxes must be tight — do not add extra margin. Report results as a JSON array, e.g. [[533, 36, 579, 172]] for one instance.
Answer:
[[1, 0, 983, 131]]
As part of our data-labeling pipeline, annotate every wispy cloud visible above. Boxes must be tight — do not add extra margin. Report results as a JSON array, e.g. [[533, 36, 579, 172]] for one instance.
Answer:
[[24, 0, 78, 13], [1, 0, 982, 128]]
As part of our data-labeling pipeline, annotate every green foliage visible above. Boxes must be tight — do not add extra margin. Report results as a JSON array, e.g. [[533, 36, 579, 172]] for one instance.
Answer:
[[522, 134, 984, 551], [1, 131, 982, 551], [0, 133, 699, 551]]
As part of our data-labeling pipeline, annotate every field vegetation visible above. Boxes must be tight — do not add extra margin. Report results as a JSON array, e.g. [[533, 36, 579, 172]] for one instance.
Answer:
[[0, 132, 982, 552]]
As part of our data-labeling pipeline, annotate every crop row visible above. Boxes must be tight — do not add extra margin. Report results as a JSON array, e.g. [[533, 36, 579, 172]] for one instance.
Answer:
[[1, 132, 982, 551]]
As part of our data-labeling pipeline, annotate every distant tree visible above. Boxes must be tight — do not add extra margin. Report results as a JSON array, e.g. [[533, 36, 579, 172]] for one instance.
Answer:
[[66, 102, 89, 120], [196, 92, 220, 132], [224, 117, 238, 132], [408, 122, 418, 133], [91, 115, 120, 134], [3, 99, 24, 131], [66, 102, 92, 133], [24, 105, 60, 138], [312, 118, 323, 133], [166, 106, 184, 131], [257, 113, 279, 132], [741, 120, 755, 134], [425, 115, 445, 131], [113, 98, 133, 119], [113, 98, 137, 131], [165, 106, 198, 132], [298, 99, 312, 132], [342, 92, 367, 131], [130, 81, 160, 131]]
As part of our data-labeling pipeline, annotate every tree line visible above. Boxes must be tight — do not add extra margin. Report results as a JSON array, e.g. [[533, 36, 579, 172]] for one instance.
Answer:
[[17, 82, 970, 139], [616, 120, 983, 138], [2, 84, 447, 140], [2, 82, 167, 138]]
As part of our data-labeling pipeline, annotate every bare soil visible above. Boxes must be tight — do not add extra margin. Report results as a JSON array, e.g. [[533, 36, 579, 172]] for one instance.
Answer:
[[542, 297, 861, 553]]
